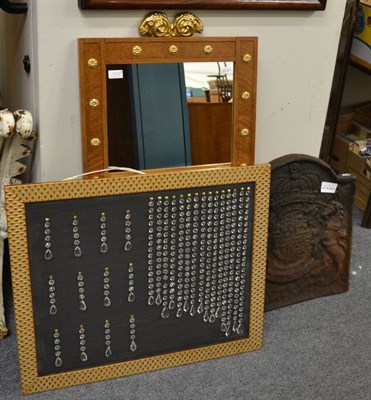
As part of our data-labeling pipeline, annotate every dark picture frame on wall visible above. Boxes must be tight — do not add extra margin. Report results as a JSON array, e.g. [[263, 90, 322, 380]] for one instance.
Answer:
[[78, 0, 327, 11]]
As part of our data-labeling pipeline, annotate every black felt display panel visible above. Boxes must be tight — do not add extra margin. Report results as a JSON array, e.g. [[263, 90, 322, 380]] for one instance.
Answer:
[[25, 183, 255, 376]]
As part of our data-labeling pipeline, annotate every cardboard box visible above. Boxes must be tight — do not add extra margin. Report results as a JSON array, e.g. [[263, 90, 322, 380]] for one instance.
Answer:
[[337, 118, 371, 141], [347, 140, 371, 211], [351, 1, 371, 70], [330, 133, 353, 172], [330, 113, 371, 173], [354, 102, 371, 130]]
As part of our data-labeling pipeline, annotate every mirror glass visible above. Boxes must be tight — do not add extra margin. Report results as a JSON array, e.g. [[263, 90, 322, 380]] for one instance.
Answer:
[[106, 62, 234, 170]]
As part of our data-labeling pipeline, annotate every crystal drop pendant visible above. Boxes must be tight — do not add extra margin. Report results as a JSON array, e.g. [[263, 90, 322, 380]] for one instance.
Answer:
[[130, 340, 137, 352], [148, 295, 155, 306], [79, 299, 87, 311], [104, 296, 111, 307], [124, 241, 132, 252], [236, 323, 244, 335], [197, 303, 204, 314], [55, 356, 62, 367], [80, 351, 88, 362], [168, 299, 176, 310], [220, 322, 227, 332], [105, 345, 112, 358], [49, 304, 57, 315], [100, 242, 108, 254], [74, 246, 82, 257], [176, 307, 183, 318], [209, 313, 216, 323], [215, 307, 222, 318], [225, 326, 231, 337], [232, 320, 238, 332], [183, 299, 190, 313], [189, 304, 196, 316], [203, 310, 209, 323], [128, 292, 135, 303], [155, 293, 162, 306], [161, 306, 170, 319], [44, 249, 53, 261]]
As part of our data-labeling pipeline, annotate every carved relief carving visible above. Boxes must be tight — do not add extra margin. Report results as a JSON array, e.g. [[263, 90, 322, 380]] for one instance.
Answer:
[[265, 154, 355, 310], [139, 12, 204, 37]]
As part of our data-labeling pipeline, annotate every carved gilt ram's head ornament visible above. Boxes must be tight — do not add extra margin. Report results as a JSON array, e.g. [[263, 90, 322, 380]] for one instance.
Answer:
[[139, 12, 204, 38]]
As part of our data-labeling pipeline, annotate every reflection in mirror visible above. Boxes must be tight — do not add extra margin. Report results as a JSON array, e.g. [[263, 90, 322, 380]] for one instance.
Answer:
[[106, 62, 233, 170]]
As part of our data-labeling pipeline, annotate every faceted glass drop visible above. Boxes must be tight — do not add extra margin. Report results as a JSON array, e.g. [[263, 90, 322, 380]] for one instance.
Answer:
[[232, 320, 238, 332], [100, 242, 108, 254], [148, 295, 155, 306], [44, 249, 53, 261], [79, 299, 87, 311], [203, 310, 209, 322], [176, 307, 183, 318], [80, 351, 88, 362], [49, 304, 57, 315], [189, 304, 196, 316], [225, 326, 231, 337], [130, 340, 137, 352], [74, 246, 82, 257], [55, 356, 62, 367], [104, 296, 111, 307], [161, 306, 170, 319], [209, 313, 216, 323], [220, 322, 227, 332], [183, 299, 190, 313], [155, 293, 162, 306], [215, 307, 222, 318], [124, 241, 132, 252], [236, 323, 244, 335], [168, 299, 176, 310], [105, 345, 112, 358], [197, 303, 204, 314], [128, 292, 135, 303]]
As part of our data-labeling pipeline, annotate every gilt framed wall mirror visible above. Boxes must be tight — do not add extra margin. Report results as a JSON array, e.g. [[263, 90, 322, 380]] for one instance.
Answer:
[[78, 0, 327, 10], [78, 37, 257, 176]]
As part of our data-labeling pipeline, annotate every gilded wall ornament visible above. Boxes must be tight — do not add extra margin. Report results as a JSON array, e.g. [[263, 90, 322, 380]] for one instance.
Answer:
[[139, 12, 203, 38]]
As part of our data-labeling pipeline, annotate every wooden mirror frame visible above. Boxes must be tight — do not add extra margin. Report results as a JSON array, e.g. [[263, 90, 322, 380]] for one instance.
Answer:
[[78, 0, 327, 11], [79, 37, 257, 175]]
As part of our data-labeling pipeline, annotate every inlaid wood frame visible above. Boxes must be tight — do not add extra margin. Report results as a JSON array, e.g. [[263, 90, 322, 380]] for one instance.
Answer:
[[79, 37, 257, 175], [78, 0, 327, 10], [5, 165, 270, 394]]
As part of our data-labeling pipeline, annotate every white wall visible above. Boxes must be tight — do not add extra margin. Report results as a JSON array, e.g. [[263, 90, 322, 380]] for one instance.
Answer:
[[0, 4, 39, 180], [17, 0, 347, 181]]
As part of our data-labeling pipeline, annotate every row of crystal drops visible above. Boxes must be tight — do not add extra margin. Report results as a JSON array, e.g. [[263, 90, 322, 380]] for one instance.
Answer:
[[47, 264, 135, 316], [44, 211, 136, 367], [43, 210, 133, 261], [52, 315, 137, 368], [147, 187, 251, 337]]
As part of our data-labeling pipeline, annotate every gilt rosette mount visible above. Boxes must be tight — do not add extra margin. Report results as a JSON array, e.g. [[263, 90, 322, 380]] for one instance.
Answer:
[[139, 12, 203, 38]]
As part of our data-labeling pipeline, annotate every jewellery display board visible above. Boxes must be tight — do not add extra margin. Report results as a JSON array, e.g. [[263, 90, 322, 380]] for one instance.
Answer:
[[5, 165, 270, 394]]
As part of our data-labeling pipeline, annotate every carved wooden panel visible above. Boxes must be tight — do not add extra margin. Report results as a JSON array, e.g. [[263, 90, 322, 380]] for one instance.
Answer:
[[265, 154, 355, 310]]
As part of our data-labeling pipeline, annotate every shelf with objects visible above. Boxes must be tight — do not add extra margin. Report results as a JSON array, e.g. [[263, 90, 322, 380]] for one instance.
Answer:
[[320, 0, 371, 228]]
